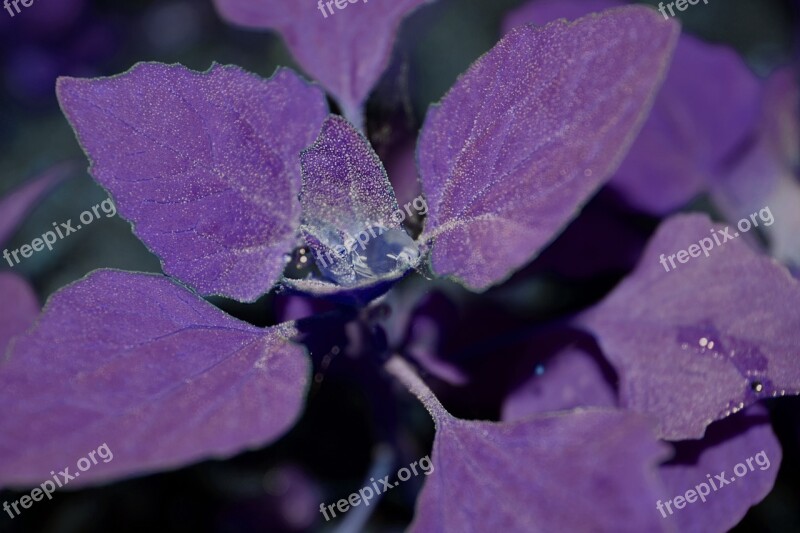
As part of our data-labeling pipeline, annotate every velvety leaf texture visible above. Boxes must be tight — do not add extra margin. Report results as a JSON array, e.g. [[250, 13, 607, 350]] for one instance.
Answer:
[[212, 0, 432, 124], [416, 411, 666, 532], [57, 64, 328, 302], [418, 6, 679, 290], [297, 115, 419, 289], [658, 406, 781, 533], [300, 116, 401, 238], [0, 273, 39, 355], [385, 358, 667, 532], [498, 336, 780, 530], [580, 213, 800, 440], [0, 270, 310, 488], [503, 1, 762, 215]]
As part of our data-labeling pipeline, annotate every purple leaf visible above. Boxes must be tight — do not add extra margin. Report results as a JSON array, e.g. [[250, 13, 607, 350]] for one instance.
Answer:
[[658, 406, 780, 533], [57, 64, 328, 302], [385, 357, 668, 532], [580, 213, 800, 440], [0, 270, 310, 488], [412, 412, 667, 532], [297, 116, 419, 288], [0, 273, 39, 355], [610, 35, 762, 214], [711, 68, 800, 271], [418, 6, 679, 290], [212, 0, 433, 126], [0, 162, 74, 246], [503, 0, 762, 215], [502, 335, 618, 421]]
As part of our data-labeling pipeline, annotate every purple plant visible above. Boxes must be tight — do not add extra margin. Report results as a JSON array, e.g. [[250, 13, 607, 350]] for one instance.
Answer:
[[2, 1, 799, 531]]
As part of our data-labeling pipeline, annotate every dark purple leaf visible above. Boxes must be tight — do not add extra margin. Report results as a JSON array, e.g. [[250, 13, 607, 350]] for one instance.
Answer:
[[0, 273, 39, 355], [385, 357, 668, 532], [502, 337, 617, 421], [0, 270, 309, 488], [212, 0, 433, 126], [658, 406, 780, 533], [295, 116, 419, 289], [418, 6, 679, 290], [57, 64, 328, 302], [580, 213, 800, 440]]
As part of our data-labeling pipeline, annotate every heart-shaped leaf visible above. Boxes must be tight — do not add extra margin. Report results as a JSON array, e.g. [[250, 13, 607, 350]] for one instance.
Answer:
[[418, 6, 679, 290], [57, 64, 328, 302]]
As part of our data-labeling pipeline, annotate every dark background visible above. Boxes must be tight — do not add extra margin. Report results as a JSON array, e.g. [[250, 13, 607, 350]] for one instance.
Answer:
[[0, 0, 798, 531]]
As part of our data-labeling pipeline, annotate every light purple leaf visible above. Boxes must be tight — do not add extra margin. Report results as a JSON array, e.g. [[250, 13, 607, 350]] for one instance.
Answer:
[[57, 63, 328, 302], [297, 116, 419, 288], [0, 273, 39, 355], [418, 6, 679, 290], [0, 162, 74, 246], [385, 357, 668, 532], [0, 270, 310, 488], [503, 0, 762, 215], [580, 213, 800, 440], [658, 406, 780, 533], [212, 0, 433, 126]]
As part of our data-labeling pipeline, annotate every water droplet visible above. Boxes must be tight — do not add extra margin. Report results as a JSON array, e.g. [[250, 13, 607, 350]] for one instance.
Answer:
[[751, 381, 764, 393], [676, 322, 769, 381], [312, 226, 419, 286]]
